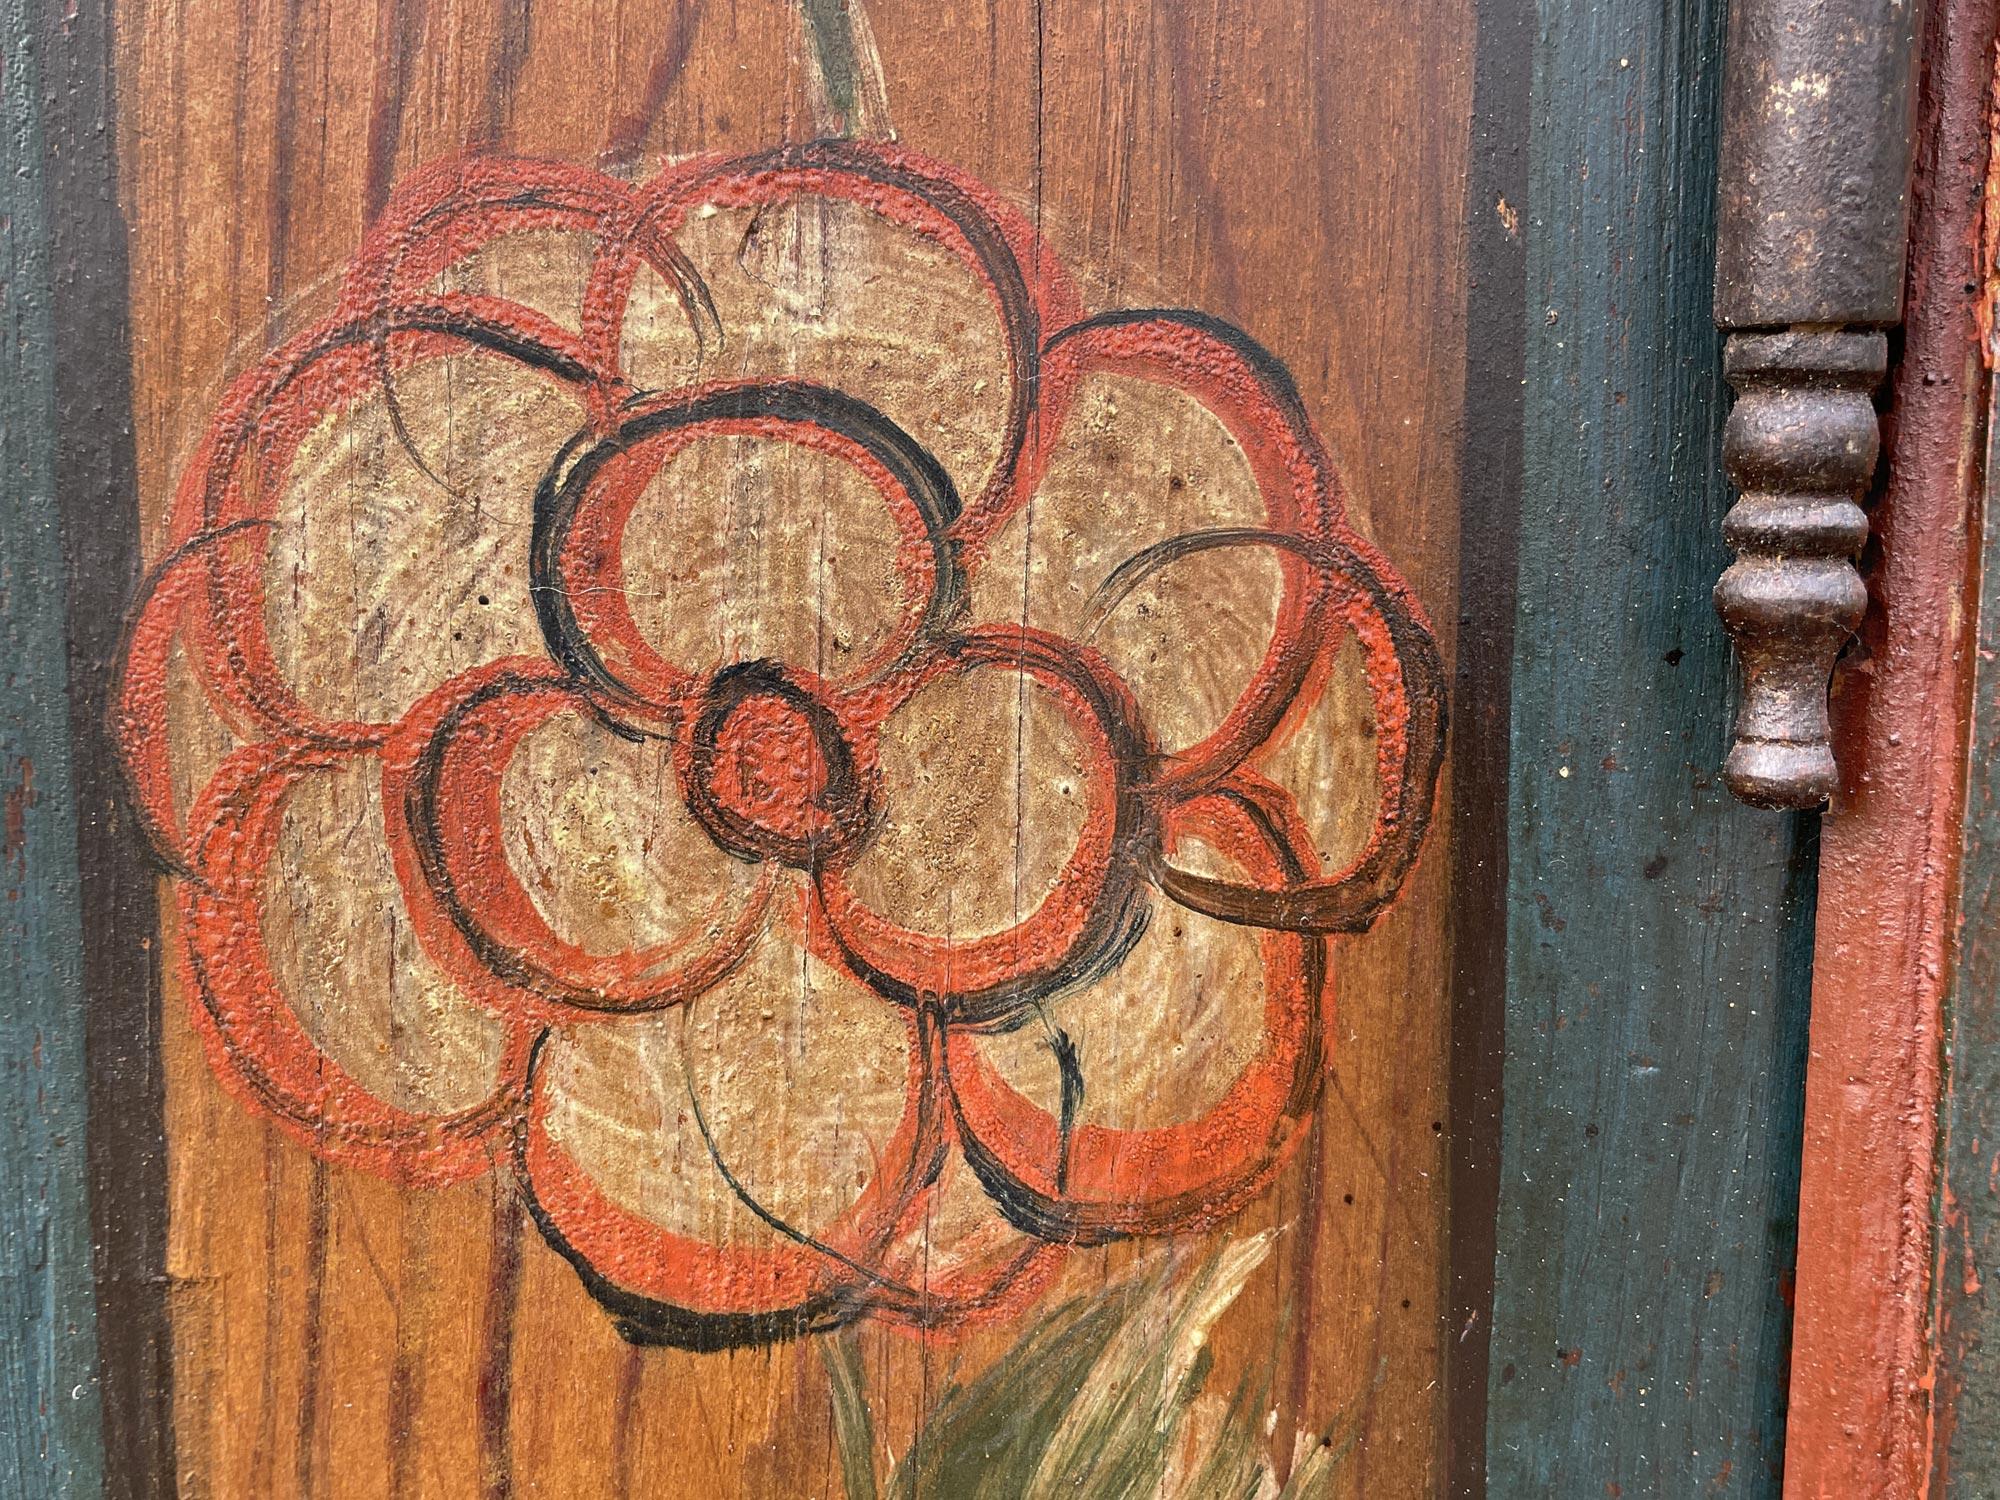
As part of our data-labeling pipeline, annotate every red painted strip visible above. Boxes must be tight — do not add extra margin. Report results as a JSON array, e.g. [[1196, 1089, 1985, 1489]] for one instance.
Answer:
[[1783, 0, 1996, 1488]]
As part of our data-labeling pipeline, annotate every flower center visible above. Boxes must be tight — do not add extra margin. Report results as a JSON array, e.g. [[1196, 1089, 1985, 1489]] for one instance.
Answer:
[[680, 661, 879, 870]]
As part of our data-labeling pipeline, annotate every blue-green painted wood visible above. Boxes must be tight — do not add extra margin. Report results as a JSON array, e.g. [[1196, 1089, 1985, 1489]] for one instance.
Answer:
[[1935, 322, 2000, 1497], [1, 1, 108, 1493], [1483, 0, 1817, 1491]]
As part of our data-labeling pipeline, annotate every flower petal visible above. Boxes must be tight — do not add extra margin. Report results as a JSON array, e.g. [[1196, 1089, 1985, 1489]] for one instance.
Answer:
[[382, 658, 776, 1019], [1018, 310, 1354, 796], [867, 1142, 1068, 1336], [811, 626, 1155, 1031], [262, 349, 587, 725], [585, 140, 1083, 549], [519, 905, 945, 1349], [113, 524, 258, 869], [1141, 535, 1446, 935], [344, 153, 715, 354], [621, 199, 1011, 519], [947, 779, 1326, 1243], [178, 742, 531, 1185], [967, 371, 1285, 759], [533, 382, 963, 710], [164, 296, 603, 744]]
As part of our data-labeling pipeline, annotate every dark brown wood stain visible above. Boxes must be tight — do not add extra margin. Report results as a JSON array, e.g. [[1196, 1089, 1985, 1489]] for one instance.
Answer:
[[1445, 0, 1531, 1491], [478, 1188, 523, 1500]]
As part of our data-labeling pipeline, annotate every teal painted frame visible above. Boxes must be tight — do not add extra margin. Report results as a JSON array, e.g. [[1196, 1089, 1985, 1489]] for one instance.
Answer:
[[1474, 0, 1818, 1491], [0, 1, 109, 1493]]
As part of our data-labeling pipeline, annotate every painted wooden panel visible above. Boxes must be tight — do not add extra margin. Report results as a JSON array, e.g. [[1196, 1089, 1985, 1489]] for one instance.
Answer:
[[1906, 3, 2000, 1491], [92, 1, 1472, 1494], [1478, 0, 1818, 1492], [0, 0, 1851, 1493]]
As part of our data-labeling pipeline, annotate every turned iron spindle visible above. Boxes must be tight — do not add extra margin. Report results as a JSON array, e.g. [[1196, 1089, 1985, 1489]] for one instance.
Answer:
[[1711, 0, 1920, 809]]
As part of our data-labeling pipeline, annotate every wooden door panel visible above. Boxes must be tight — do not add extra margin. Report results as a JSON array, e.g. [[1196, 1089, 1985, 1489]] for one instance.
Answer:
[[109, 2, 1470, 1495], [9, 0, 1866, 1488]]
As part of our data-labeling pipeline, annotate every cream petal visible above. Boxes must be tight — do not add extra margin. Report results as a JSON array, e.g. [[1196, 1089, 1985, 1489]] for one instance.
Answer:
[[621, 200, 1009, 508], [432, 227, 598, 332], [263, 757, 509, 1115], [262, 352, 586, 725], [1249, 635, 1382, 878], [978, 830, 1268, 1133], [615, 432, 921, 680], [498, 700, 757, 959], [969, 372, 1283, 756], [540, 911, 915, 1247], [845, 660, 1093, 942]]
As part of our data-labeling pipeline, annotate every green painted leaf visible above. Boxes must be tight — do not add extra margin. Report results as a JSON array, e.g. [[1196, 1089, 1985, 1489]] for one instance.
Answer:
[[886, 1284, 1146, 1500], [820, 1329, 878, 1500], [1028, 1234, 1273, 1499], [1171, 1370, 1269, 1500], [867, 1232, 1314, 1500]]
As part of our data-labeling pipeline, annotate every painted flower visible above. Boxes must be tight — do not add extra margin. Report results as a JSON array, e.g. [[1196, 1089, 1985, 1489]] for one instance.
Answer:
[[116, 139, 1444, 1349]]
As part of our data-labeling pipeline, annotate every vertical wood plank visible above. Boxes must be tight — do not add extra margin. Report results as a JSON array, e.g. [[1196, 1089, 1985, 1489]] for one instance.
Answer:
[[1484, 0, 1816, 1491], [113, 2, 1474, 1494], [1936, 357, 2000, 1496], [37, 0, 177, 1488], [1834, 0, 2000, 1490], [0, 3, 108, 1492]]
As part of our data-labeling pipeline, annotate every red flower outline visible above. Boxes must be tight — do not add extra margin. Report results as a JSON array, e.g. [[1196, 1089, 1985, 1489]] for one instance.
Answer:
[[113, 139, 1446, 1350]]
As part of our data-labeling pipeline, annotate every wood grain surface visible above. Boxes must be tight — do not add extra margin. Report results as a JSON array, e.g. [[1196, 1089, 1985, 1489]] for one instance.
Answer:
[[111, 2, 1472, 1494]]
